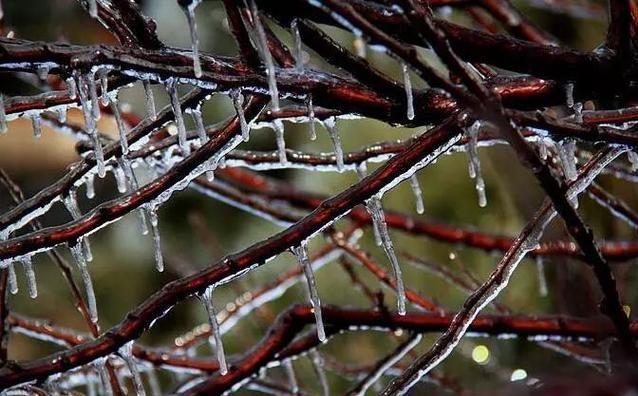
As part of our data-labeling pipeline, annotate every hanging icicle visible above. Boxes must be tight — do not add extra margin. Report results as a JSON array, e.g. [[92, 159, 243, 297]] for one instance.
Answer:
[[166, 78, 189, 155], [357, 163, 382, 246], [249, 0, 280, 111], [63, 190, 93, 262], [408, 174, 425, 214], [189, 108, 208, 146], [401, 62, 415, 121], [201, 285, 228, 375], [536, 257, 548, 297], [283, 360, 299, 394], [291, 18, 304, 71], [143, 80, 157, 121], [148, 206, 164, 273], [110, 96, 129, 155], [323, 117, 345, 172], [466, 121, 487, 207], [21, 256, 37, 299], [99, 69, 109, 106], [88, 0, 98, 18], [230, 90, 249, 141], [7, 262, 18, 295], [70, 242, 98, 323], [76, 72, 106, 178], [66, 77, 77, 100], [305, 94, 317, 141], [180, 1, 203, 78], [119, 342, 146, 396], [0, 94, 7, 134], [310, 350, 330, 396], [627, 151, 638, 172], [85, 174, 96, 199], [30, 113, 42, 138], [293, 241, 326, 342], [558, 138, 578, 182], [273, 119, 288, 165]]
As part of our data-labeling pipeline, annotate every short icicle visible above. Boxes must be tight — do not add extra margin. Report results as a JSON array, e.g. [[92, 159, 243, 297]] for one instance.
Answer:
[[559, 138, 578, 182], [31, 113, 42, 138], [85, 173, 95, 199], [283, 360, 299, 394], [230, 90, 249, 141], [99, 69, 109, 106], [408, 174, 425, 214], [536, 257, 548, 297], [148, 206, 164, 273], [201, 285, 228, 375], [190, 108, 208, 146], [166, 78, 189, 155], [401, 62, 415, 121], [110, 96, 129, 155], [306, 94, 317, 141], [64, 190, 93, 262], [249, 0, 280, 111], [20, 256, 38, 299], [88, 0, 98, 18], [70, 242, 98, 323], [180, 1, 203, 78], [0, 95, 7, 134], [119, 342, 146, 396], [76, 72, 106, 178], [143, 80, 157, 121], [357, 163, 382, 246], [466, 120, 487, 207], [310, 350, 330, 396], [293, 241, 326, 342], [323, 117, 345, 172], [7, 263, 18, 295], [291, 18, 304, 71], [273, 120, 288, 165]]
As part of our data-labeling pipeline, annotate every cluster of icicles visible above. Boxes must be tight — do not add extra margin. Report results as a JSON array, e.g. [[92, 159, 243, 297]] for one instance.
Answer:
[[0, 1, 612, 394]]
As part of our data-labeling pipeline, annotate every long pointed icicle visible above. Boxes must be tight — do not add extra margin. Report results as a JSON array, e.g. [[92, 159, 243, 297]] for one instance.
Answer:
[[76, 73, 106, 178], [291, 18, 304, 71], [293, 241, 326, 342], [70, 243, 98, 323], [143, 80, 157, 121], [367, 195, 407, 315], [119, 342, 146, 396], [249, 0, 280, 111], [310, 350, 330, 396], [408, 174, 425, 215], [201, 285, 228, 375], [110, 96, 129, 155], [21, 257, 37, 299], [401, 63, 415, 121], [323, 117, 345, 172], [166, 78, 189, 155], [283, 360, 299, 394], [190, 108, 208, 146], [467, 121, 487, 207], [180, 1, 203, 78], [148, 207, 164, 273], [306, 95, 317, 141], [230, 90, 249, 141]]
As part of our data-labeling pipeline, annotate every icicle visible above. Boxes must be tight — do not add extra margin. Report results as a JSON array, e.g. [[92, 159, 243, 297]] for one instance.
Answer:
[[558, 139, 577, 182], [119, 157, 139, 192], [87, 73, 101, 121], [147, 369, 162, 396], [57, 108, 67, 123], [99, 70, 109, 106], [306, 94, 317, 141], [85, 174, 96, 199], [408, 174, 425, 215], [323, 117, 345, 172], [249, 0, 280, 111], [110, 98, 129, 155], [7, 263, 18, 295], [573, 102, 583, 123], [166, 78, 189, 155], [119, 342, 146, 396], [466, 121, 487, 207], [143, 80, 157, 121], [37, 65, 50, 82], [293, 241, 326, 342], [0, 2, 4, 21], [565, 83, 574, 109], [66, 77, 77, 100], [0, 95, 7, 134], [401, 63, 415, 121], [30, 113, 42, 138], [628, 151, 638, 172], [536, 257, 548, 297], [88, 0, 98, 18], [114, 165, 127, 193], [230, 90, 249, 141], [148, 207, 164, 273], [283, 360, 299, 394], [190, 108, 208, 145], [201, 285, 228, 375], [366, 195, 407, 315], [539, 137, 549, 161], [180, 2, 202, 78], [63, 190, 93, 262], [291, 19, 304, 71], [76, 73, 106, 178], [20, 256, 37, 299], [310, 350, 330, 396], [273, 120, 288, 165], [70, 243, 98, 323], [357, 163, 382, 246]]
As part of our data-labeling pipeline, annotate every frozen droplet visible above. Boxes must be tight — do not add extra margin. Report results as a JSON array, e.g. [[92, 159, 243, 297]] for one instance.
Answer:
[[166, 78, 189, 155], [88, 0, 98, 18], [190, 108, 208, 145], [305, 95, 317, 140], [143, 80, 157, 121], [402, 63, 415, 121], [7, 263, 18, 295], [70, 243, 98, 323], [181, 3, 202, 78], [323, 117, 344, 172], [310, 351, 330, 396], [230, 90, 249, 141], [293, 241, 326, 342], [110, 98, 129, 155], [409, 174, 425, 214], [148, 207, 164, 272], [284, 360, 299, 394], [0, 95, 7, 134], [273, 120, 288, 165], [21, 256, 37, 299], [291, 19, 304, 71], [31, 113, 42, 138], [249, 0, 280, 111], [119, 342, 146, 396], [201, 285, 228, 375], [466, 121, 487, 207]]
